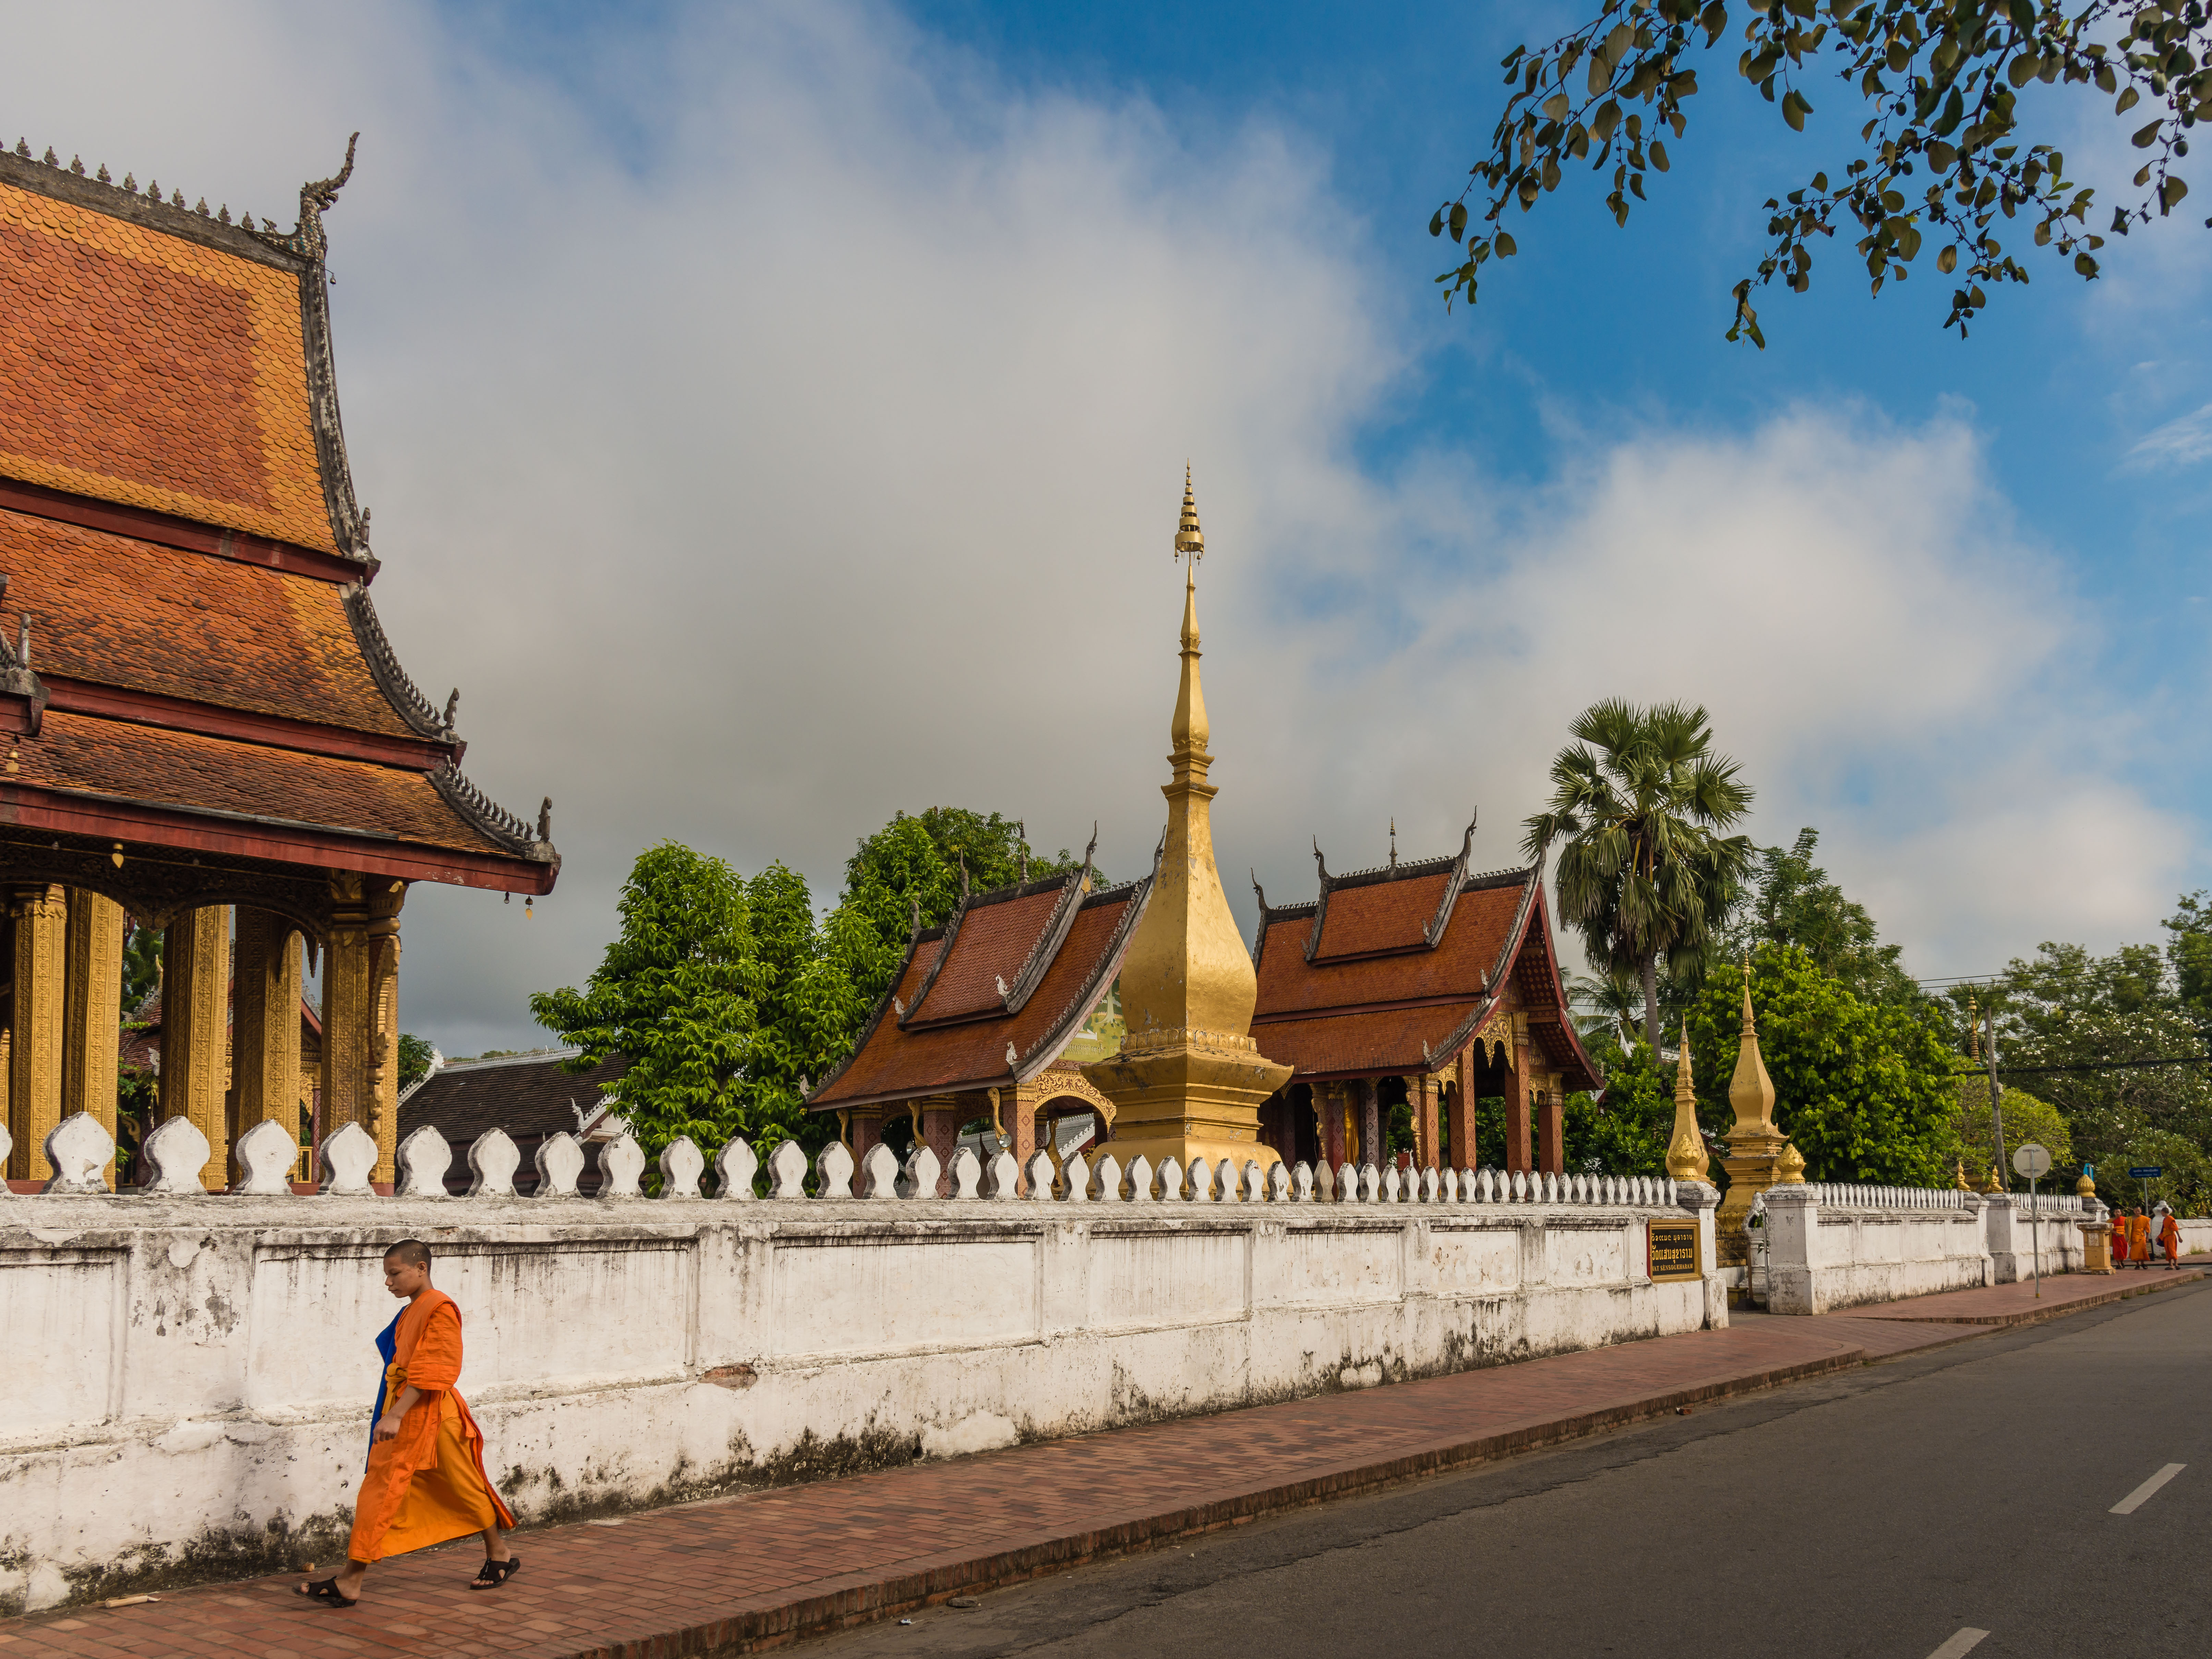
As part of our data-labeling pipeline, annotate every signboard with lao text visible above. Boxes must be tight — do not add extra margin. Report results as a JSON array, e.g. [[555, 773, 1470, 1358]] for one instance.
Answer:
[[2130, 1166, 2164, 1179], [1648, 1219, 1701, 1282]]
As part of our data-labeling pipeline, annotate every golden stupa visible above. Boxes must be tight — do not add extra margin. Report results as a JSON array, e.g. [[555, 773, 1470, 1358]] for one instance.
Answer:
[[1081, 470, 1293, 1176]]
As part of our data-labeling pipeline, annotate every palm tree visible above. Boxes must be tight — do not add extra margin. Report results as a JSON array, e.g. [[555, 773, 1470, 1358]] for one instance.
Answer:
[[1567, 970, 1643, 1052], [1523, 699, 1754, 1053]]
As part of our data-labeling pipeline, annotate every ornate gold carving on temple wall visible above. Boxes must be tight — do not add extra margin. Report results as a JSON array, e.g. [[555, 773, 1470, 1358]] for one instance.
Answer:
[[160, 903, 231, 1190]]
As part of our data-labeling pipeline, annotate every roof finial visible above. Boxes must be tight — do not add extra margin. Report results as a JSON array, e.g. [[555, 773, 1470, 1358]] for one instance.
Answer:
[[535, 797, 552, 842], [1389, 817, 1397, 872], [442, 688, 460, 733], [1312, 836, 1330, 883], [1966, 989, 1980, 1061], [1666, 1018, 1710, 1181], [1174, 461, 1204, 567]]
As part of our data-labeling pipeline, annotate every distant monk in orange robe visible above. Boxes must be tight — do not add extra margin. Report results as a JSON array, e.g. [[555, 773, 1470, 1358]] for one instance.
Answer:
[[2112, 1217, 2129, 1266], [298, 1239, 517, 1608], [2160, 1209, 2182, 1270], [2128, 1209, 2152, 1270]]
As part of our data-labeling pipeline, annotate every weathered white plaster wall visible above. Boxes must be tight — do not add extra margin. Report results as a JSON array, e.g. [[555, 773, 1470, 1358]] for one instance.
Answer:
[[1762, 1186, 2094, 1314], [1, 1152, 1722, 1614]]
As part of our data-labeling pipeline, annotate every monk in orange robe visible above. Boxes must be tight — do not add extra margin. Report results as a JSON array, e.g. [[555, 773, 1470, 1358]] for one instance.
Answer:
[[2160, 1209, 2182, 1270], [2112, 1217, 2129, 1266], [2128, 1209, 2152, 1270], [298, 1239, 517, 1607]]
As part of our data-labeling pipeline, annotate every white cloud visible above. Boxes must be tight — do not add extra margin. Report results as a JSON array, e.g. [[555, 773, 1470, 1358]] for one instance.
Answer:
[[2124, 401, 2212, 470], [2, 1, 2191, 1049]]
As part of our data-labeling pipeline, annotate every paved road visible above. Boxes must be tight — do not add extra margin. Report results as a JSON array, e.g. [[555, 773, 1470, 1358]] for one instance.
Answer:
[[811, 1281, 2212, 1659]]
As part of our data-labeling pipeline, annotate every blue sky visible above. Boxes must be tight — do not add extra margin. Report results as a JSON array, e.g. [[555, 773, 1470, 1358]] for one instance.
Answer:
[[7, 0, 2207, 1052]]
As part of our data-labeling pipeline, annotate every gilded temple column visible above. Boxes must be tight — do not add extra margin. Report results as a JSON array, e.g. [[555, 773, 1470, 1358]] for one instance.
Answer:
[[1360, 1078, 1381, 1172], [60, 888, 124, 1186], [7, 885, 67, 1182], [160, 904, 231, 1190], [320, 874, 376, 1165], [231, 907, 303, 1180]]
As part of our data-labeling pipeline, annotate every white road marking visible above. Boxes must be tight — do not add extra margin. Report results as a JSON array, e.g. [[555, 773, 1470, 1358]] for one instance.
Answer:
[[2111, 1462, 2187, 1515], [1925, 1631, 1990, 1659]]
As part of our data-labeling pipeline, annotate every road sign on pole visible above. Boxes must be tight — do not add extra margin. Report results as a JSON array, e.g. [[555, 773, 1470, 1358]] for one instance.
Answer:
[[2129, 1166, 2164, 1178]]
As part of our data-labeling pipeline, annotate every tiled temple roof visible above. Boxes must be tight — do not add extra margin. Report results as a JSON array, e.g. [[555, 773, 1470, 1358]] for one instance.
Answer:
[[0, 142, 555, 893], [1249, 835, 1603, 1091], [808, 860, 1151, 1110]]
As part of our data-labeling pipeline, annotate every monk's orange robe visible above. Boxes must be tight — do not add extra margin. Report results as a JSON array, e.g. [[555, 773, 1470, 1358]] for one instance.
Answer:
[[2128, 1214, 2151, 1265], [2161, 1215, 2181, 1262], [347, 1287, 514, 1564], [2112, 1223, 2129, 1263]]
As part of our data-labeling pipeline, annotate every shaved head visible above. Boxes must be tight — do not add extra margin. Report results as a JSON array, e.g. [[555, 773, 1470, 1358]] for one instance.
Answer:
[[384, 1239, 432, 1270]]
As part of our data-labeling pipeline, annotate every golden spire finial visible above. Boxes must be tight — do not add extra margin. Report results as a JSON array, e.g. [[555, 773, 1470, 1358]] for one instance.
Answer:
[[1175, 461, 1204, 565], [1169, 469, 1210, 777], [1665, 1018, 1709, 1181], [1727, 957, 1777, 1140], [1967, 990, 1980, 1061]]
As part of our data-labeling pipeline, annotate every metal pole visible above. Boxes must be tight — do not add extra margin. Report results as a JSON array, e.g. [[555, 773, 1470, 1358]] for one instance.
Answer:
[[2031, 1167, 2041, 1298], [1985, 1009, 2006, 1187]]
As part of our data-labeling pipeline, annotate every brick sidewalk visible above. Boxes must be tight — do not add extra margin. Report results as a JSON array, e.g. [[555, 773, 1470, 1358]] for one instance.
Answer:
[[6, 1272, 2198, 1659]]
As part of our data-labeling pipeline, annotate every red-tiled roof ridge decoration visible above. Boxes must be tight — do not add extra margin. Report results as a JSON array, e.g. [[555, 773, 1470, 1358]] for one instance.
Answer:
[[0, 576, 48, 735], [0, 135, 372, 561], [341, 583, 458, 742], [428, 760, 555, 864]]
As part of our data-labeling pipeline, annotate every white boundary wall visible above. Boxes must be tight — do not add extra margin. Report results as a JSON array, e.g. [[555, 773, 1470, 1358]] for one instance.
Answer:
[[1, 1119, 1726, 1614], [1763, 1185, 2094, 1314]]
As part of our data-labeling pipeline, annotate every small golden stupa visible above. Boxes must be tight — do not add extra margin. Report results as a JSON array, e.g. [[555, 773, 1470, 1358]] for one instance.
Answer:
[[1715, 964, 1793, 1261], [1081, 470, 1293, 1176], [1663, 1020, 1709, 1183]]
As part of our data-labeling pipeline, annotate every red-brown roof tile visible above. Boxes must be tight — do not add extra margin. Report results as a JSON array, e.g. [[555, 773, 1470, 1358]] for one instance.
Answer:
[[0, 180, 337, 551], [1253, 1003, 1476, 1080], [1311, 870, 1449, 960], [1255, 882, 1522, 1017], [14, 710, 506, 855], [910, 887, 1064, 1023], [1, 509, 417, 737], [812, 889, 1142, 1108]]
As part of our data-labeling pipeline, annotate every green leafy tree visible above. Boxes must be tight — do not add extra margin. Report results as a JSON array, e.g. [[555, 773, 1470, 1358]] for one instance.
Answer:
[[1688, 947, 1953, 1185], [2162, 890, 2212, 1038], [1942, 1073, 2071, 1185], [1565, 1042, 1679, 1173], [1525, 698, 1755, 1051], [398, 1034, 436, 1092], [530, 842, 773, 1172], [1433, 0, 2209, 342], [1998, 937, 2212, 1211], [1719, 827, 1917, 1007]]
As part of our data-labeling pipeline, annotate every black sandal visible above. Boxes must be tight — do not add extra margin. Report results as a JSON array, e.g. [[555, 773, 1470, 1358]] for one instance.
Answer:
[[470, 1555, 521, 1590], [296, 1577, 358, 1608]]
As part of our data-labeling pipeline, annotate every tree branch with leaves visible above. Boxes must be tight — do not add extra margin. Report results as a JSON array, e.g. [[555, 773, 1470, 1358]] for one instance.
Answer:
[[1433, 0, 2212, 342]]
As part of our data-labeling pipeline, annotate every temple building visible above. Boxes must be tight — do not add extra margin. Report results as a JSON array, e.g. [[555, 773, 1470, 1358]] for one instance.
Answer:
[[0, 140, 556, 1189], [1246, 829, 1601, 1178], [805, 850, 1148, 1192], [808, 472, 1601, 1189]]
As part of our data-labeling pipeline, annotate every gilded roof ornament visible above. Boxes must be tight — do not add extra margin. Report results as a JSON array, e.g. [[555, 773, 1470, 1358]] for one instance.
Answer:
[[1664, 1018, 1709, 1182], [1174, 461, 1204, 564]]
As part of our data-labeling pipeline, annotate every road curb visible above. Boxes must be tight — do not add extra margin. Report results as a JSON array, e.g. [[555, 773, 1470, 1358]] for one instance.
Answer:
[[1860, 1270, 2204, 1330], [567, 1345, 1868, 1658]]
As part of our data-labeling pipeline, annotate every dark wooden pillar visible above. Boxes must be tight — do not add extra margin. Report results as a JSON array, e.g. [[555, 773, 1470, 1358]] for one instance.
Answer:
[[1537, 1083, 1565, 1176], [1449, 1047, 1477, 1172], [1504, 1042, 1534, 1174]]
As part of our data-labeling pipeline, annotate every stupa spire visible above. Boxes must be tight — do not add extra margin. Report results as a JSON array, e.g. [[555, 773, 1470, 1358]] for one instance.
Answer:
[[1665, 1019, 1709, 1181], [1080, 468, 1290, 1177]]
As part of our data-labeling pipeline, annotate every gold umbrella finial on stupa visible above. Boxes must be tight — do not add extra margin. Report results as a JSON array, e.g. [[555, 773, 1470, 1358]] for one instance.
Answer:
[[1776, 1140, 1806, 1183], [1665, 1019, 1709, 1182], [1174, 461, 1204, 564]]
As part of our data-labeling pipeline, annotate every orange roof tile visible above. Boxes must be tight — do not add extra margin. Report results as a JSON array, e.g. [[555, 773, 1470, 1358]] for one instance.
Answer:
[[1253, 1003, 1475, 1079], [15, 710, 505, 856], [0, 178, 338, 551], [2, 508, 417, 737], [1254, 881, 1523, 1017]]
